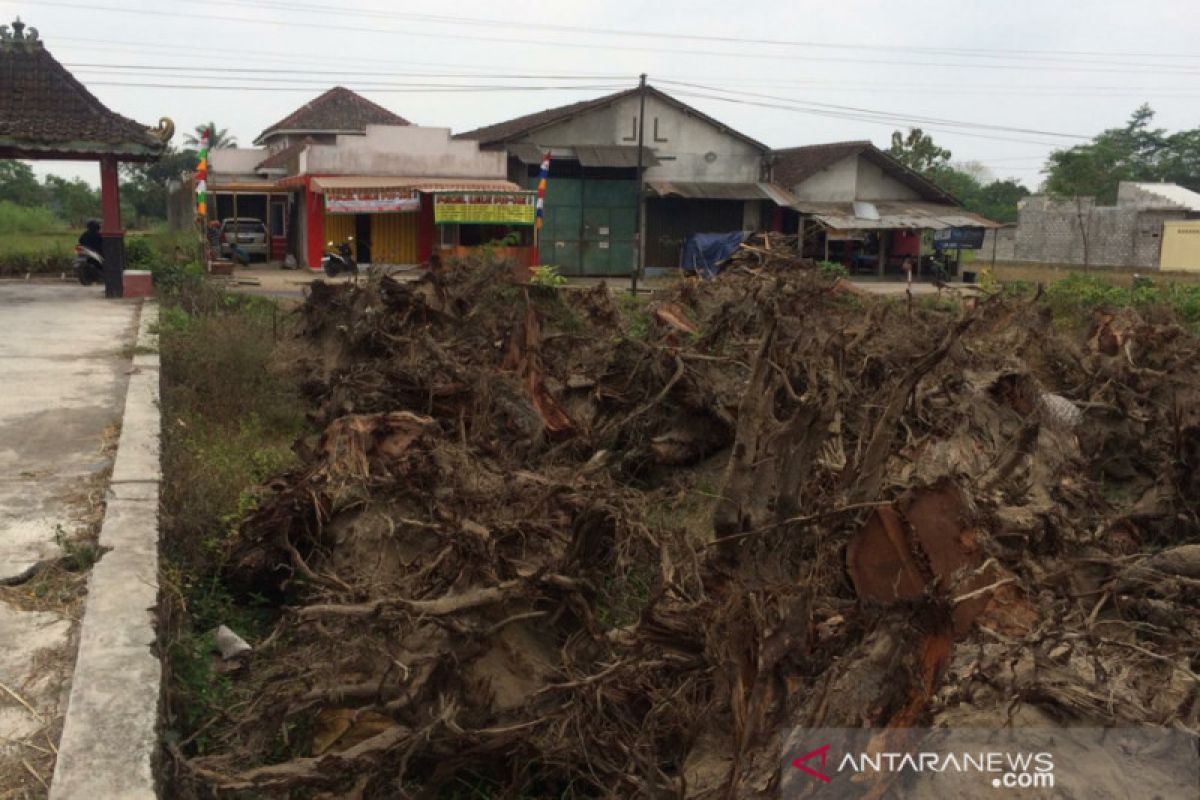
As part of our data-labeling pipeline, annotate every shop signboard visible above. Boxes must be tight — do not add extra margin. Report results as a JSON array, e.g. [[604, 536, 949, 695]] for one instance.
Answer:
[[434, 192, 536, 225], [326, 191, 420, 214], [933, 226, 986, 249]]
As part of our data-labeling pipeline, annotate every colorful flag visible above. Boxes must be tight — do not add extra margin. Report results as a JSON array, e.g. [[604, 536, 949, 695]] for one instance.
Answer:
[[196, 129, 209, 217], [535, 151, 550, 230]]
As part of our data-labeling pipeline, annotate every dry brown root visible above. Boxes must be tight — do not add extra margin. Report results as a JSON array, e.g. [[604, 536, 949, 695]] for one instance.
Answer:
[[167, 249, 1200, 799]]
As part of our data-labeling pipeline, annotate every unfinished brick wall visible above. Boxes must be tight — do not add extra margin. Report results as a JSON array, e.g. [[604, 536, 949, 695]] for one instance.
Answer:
[[978, 226, 1015, 261], [1012, 196, 1181, 269]]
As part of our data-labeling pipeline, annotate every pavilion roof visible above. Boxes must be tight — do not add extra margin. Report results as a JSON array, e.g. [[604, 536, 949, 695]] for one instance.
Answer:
[[0, 18, 170, 160]]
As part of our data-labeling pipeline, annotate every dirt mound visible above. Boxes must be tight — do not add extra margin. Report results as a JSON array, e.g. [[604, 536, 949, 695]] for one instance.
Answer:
[[174, 255, 1200, 798]]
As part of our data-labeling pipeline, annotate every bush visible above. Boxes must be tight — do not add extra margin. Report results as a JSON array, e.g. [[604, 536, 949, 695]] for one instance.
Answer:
[[125, 235, 156, 268], [817, 260, 849, 279], [0, 200, 67, 235], [159, 289, 307, 745], [1044, 273, 1200, 328]]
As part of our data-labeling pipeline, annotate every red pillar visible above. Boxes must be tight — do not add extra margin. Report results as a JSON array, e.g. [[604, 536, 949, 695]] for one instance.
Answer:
[[417, 193, 434, 263], [99, 156, 124, 297], [305, 187, 325, 269]]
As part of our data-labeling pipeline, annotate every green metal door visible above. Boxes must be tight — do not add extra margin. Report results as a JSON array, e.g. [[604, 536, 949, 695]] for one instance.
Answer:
[[531, 175, 636, 276], [582, 180, 636, 276]]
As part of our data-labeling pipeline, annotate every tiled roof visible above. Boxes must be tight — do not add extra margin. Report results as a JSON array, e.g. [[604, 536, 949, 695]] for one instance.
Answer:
[[0, 20, 166, 156], [771, 141, 958, 205], [254, 86, 410, 145], [770, 141, 872, 189], [456, 84, 768, 152]]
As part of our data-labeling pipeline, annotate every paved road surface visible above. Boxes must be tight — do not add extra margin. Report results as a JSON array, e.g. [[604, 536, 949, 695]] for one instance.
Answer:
[[0, 282, 138, 794]]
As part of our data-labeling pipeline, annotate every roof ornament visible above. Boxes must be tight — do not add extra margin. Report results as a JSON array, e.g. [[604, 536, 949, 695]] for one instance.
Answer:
[[149, 117, 176, 143], [1, 17, 41, 47]]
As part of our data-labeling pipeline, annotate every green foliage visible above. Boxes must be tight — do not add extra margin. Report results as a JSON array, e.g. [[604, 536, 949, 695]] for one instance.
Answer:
[[125, 235, 156, 268], [121, 145, 200, 224], [160, 289, 307, 750], [889, 132, 1030, 223], [889, 128, 952, 174], [1044, 105, 1200, 202], [53, 523, 104, 572], [0, 161, 46, 206], [616, 292, 652, 339], [43, 174, 100, 226], [530, 264, 568, 287], [817, 260, 848, 279], [182, 122, 237, 149], [0, 212, 74, 275], [1043, 273, 1200, 327], [0, 199, 67, 234]]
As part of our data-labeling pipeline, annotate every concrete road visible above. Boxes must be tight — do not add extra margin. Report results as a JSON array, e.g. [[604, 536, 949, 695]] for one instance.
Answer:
[[0, 282, 138, 794], [0, 283, 137, 582]]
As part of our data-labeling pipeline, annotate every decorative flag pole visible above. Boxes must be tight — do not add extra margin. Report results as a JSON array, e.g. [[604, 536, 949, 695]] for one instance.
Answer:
[[533, 150, 550, 265], [195, 128, 209, 219]]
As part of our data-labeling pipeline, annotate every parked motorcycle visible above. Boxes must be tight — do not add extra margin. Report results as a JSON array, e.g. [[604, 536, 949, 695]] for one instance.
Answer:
[[74, 245, 104, 286], [321, 236, 358, 277]]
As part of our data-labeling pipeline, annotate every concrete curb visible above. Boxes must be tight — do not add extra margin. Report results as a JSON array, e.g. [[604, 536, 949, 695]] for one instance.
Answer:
[[50, 301, 161, 800]]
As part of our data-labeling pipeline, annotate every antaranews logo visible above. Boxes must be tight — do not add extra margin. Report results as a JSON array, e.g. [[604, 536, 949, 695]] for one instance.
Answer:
[[783, 728, 1198, 798], [789, 744, 1054, 790]]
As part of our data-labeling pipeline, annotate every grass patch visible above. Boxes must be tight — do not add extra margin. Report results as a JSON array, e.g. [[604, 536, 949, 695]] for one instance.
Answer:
[[1042, 273, 1200, 328], [616, 292, 652, 340], [158, 283, 308, 752]]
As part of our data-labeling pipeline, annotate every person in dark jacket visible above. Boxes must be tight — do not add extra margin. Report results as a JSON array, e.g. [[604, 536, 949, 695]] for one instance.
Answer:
[[78, 219, 103, 253]]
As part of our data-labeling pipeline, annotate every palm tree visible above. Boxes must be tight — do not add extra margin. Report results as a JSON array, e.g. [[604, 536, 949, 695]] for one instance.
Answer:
[[183, 123, 237, 149]]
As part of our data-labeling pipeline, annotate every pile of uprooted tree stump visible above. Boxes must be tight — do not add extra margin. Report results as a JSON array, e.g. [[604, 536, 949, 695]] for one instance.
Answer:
[[170, 252, 1200, 799]]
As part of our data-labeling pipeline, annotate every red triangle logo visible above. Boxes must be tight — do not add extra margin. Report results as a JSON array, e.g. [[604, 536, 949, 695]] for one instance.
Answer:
[[791, 744, 832, 783]]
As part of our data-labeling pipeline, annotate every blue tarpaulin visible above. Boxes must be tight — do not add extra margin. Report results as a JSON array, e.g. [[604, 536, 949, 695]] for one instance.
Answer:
[[680, 231, 748, 279]]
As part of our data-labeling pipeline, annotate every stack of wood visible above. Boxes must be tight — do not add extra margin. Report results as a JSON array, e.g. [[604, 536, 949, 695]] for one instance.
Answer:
[[723, 232, 813, 272]]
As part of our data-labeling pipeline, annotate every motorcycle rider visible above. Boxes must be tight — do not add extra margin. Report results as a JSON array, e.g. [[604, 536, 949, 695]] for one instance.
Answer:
[[79, 219, 103, 253]]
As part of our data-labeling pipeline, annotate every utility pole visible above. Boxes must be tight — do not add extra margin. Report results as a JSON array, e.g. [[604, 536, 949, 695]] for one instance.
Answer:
[[631, 73, 647, 295]]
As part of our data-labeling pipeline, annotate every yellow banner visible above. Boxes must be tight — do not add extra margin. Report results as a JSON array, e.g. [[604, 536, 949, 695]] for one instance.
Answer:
[[434, 192, 536, 225]]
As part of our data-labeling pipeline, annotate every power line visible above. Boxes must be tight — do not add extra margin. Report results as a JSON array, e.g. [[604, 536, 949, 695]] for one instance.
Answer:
[[64, 63, 628, 81], [82, 80, 630, 94], [664, 89, 1073, 147], [657, 80, 1089, 139], [181, 0, 1200, 64], [50, 37, 1200, 94], [17, 0, 1200, 77], [62, 62, 1200, 97]]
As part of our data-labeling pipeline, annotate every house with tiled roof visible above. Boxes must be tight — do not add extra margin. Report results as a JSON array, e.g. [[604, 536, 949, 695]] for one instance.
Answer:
[[187, 86, 533, 269], [457, 84, 794, 275], [770, 141, 994, 277], [253, 86, 411, 150]]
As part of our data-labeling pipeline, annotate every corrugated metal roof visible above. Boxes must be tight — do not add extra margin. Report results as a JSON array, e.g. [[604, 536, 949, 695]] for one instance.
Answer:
[[310, 176, 522, 194], [508, 143, 545, 165], [647, 181, 796, 205], [795, 200, 998, 230], [574, 145, 659, 168]]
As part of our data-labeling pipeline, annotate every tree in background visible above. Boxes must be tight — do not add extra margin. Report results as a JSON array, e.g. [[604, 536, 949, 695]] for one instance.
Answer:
[[889, 128, 953, 174], [1043, 105, 1200, 203], [183, 123, 237, 149], [42, 175, 99, 226], [121, 145, 199, 225], [889, 130, 1029, 223], [0, 161, 45, 206]]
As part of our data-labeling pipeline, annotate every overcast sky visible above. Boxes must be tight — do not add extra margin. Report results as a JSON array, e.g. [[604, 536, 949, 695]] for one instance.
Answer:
[[7, 0, 1199, 189]]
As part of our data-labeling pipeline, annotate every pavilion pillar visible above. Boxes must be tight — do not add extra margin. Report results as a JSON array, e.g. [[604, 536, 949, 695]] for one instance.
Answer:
[[99, 156, 124, 298]]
